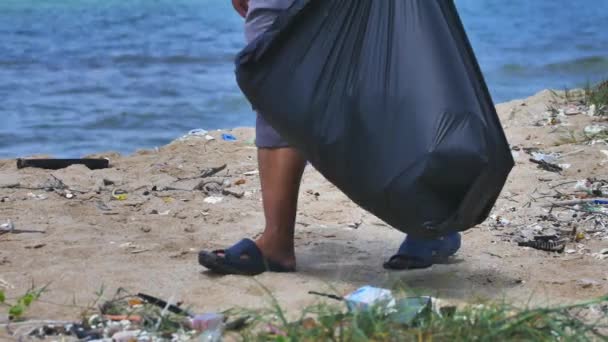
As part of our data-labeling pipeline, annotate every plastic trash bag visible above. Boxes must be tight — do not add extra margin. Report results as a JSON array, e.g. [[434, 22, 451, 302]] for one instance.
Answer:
[[236, 0, 514, 238]]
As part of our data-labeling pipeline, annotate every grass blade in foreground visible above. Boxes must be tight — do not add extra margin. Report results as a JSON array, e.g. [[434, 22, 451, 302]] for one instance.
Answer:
[[236, 295, 608, 341]]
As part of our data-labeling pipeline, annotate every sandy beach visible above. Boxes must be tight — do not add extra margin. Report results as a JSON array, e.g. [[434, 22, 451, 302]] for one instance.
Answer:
[[1, 90, 607, 336]]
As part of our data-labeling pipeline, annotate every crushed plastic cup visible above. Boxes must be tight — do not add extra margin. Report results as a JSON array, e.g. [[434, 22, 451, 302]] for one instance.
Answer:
[[112, 330, 142, 342], [574, 179, 592, 193], [390, 296, 434, 325], [190, 313, 224, 342], [531, 152, 560, 164], [0, 220, 14, 232], [344, 286, 396, 312], [191, 313, 224, 332]]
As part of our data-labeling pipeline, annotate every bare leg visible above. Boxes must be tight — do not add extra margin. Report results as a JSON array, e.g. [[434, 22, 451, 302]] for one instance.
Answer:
[[255, 147, 306, 269]]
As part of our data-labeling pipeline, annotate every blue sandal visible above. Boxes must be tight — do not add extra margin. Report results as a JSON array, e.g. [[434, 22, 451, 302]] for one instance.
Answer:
[[383, 232, 461, 270], [198, 239, 295, 276]]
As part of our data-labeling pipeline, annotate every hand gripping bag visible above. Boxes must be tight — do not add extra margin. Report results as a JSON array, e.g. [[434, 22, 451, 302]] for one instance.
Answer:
[[236, 0, 514, 238]]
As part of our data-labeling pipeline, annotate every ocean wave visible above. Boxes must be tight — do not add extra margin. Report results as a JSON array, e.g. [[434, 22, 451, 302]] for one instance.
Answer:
[[45, 85, 112, 96], [111, 54, 235, 65], [543, 56, 608, 73], [83, 112, 166, 130], [500, 56, 608, 76], [0, 59, 35, 67]]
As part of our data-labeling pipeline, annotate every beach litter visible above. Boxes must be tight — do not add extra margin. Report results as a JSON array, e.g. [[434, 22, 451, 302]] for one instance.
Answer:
[[178, 129, 208, 141], [177, 129, 218, 142], [577, 279, 600, 289], [187, 128, 207, 136], [198, 164, 227, 178], [190, 313, 224, 341], [530, 158, 563, 173], [0, 220, 45, 236], [308, 287, 436, 324], [584, 124, 608, 137], [489, 214, 511, 228], [390, 296, 434, 325], [512, 221, 570, 253], [0, 220, 14, 233], [345, 286, 396, 312], [563, 105, 584, 116], [16, 158, 109, 170], [22, 291, 235, 341], [527, 150, 565, 173], [572, 178, 607, 197], [531, 151, 560, 164], [221, 133, 237, 142], [204, 196, 223, 204], [111, 189, 129, 201], [518, 237, 567, 253], [27, 193, 47, 200], [592, 248, 608, 260]]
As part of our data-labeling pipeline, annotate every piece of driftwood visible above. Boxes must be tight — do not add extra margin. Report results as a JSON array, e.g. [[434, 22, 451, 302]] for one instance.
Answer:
[[17, 158, 109, 170]]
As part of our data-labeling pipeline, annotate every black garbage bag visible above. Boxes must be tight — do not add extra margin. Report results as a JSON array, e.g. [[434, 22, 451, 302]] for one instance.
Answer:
[[236, 0, 514, 238]]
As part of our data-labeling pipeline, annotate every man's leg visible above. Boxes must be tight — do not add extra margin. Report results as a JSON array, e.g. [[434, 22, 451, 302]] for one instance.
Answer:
[[198, 112, 304, 274], [254, 147, 306, 269]]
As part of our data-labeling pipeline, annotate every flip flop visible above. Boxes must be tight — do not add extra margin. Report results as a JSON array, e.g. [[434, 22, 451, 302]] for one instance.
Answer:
[[198, 239, 295, 276], [383, 232, 461, 270]]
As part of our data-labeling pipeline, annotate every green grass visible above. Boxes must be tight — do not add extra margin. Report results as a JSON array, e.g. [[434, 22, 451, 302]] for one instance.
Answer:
[[585, 80, 608, 116], [548, 80, 607, 117], [234, 295, 608, 342], [0, 284, 48, 321], [4, 285, 608, 341], [58, 286, 608, 342]]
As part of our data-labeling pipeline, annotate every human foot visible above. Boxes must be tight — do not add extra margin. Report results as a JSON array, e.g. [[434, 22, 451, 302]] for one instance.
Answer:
[[199, 239, 295, 276], [383, 232, 461, 270], [254, 235, 296, 270]]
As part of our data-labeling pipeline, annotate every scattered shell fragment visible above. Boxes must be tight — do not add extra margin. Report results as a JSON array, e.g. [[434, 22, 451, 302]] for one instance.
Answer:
[[27, 193, 48, 200]]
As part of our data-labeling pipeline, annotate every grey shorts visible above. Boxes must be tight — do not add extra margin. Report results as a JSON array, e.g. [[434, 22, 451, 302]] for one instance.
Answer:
[[245, 0, 295, 148]]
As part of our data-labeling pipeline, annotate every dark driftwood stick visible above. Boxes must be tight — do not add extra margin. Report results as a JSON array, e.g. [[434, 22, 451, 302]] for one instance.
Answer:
[[17, 158, 109, 170]]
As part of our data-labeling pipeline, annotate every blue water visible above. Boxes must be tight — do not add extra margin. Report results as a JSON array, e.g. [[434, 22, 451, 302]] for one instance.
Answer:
[[1, 0, 607, 158]]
